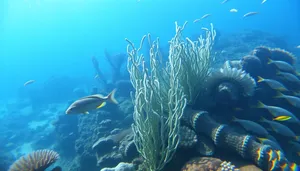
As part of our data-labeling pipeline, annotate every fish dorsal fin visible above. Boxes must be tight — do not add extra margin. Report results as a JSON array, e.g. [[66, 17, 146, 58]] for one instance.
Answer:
[[87, 94, 105, 99], [78, 94, 104, 100], [97, 102, 106, 109]]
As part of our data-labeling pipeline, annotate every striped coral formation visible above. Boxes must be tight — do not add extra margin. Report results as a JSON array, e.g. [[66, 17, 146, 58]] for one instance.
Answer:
[[185, 110, 297, 171], [8, 149, 59, 171]]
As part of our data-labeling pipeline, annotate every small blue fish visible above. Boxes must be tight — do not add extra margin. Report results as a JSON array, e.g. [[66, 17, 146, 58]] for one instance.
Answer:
[[260, 117, 299, 141], [268, 58, 295, 72], [277, 71, 300, 84], [256, 101, 300, 123], [274, 92, 300, 108], [257, 137, 283, 151], [257, 76, 288, 91], [232, 117, 268, 137]]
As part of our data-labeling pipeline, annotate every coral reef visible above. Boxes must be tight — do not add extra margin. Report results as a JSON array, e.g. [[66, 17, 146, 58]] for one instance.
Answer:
[[8, 149, 60, 171], [181, 157, 222, 171], [104, 50, 127, 84], [213, 30, 289, 68], [126, 21, 215, 171], [183, 110, 291, 171], [100, 162, 135, 171], [53, 112, 79, 157]]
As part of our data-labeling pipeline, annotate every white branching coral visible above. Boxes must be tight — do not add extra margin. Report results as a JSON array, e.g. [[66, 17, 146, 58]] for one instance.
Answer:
[[126, 21, 215, 171], [170, 22, 216, 105], [126, 33, 186, 171]]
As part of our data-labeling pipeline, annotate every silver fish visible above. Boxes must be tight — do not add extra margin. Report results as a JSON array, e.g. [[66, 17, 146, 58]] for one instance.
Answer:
[[257, 76, 288, 91], [274, 92, 300, 108], [257, 101, 300, 123], [261, 0, 267, 4], [288, 141, 300, 156], [257, 137, 283, 151], [230, 9, 238, 13], [277, 71, 300, 84], [268, 59, 295, 72], [66, 89, 118, 115], [232, 117, 268, 137], [260, 117, 299, 140], [243, 12, 259, 18], [24, 80, 35, 86], [221, 0, 229, 4]]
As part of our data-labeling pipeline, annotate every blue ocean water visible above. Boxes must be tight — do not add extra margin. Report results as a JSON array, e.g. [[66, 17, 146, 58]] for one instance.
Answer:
[[0, 0, 299, 98], [1, 0, 300, 171]]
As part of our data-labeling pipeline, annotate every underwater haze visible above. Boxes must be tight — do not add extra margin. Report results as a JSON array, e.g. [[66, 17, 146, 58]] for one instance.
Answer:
[[1, 0, 300, 171], [0, 0, 299, 99]]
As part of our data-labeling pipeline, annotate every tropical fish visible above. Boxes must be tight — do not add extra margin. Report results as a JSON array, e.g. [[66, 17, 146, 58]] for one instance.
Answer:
[[268, 59, 295, 72], [257, 76, 288, 91], [221, 0, 229, 4], [274, 92, 300, 108], [229, 9, 238, 13], [273, 115, 291, 122], [288, 141, 300, 157], [201, 14, 211, 20], [24, 80, 35, 86], [257, 137, 283, 151], [260, 117, 299, 140], [193, 14, 211, 23], [276, 71, 300, 84], [66, 89, 118, 115], [256, 101, 299, 123], [232, 117, 268, 137], [243, 12, 259, 18]]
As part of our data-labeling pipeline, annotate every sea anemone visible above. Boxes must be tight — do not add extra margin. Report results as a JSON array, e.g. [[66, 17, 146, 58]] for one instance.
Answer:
[[240, 55, 262, 78], [223, 60, 242, 69], [251, 46, 271, 65], [270, 48, 296, 65], [8, 149, 59, 171], [205, 68, 256, 104]]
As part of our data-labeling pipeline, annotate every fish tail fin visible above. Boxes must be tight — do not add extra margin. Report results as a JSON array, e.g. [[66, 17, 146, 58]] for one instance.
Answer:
[[107, 89, 118, 104], [231, 116, 238, 121], [267, 58, 273, 64], [257, 137, 267, 143], [257, 76, 264, 83], [259, 116, 267, 122], [234, 107, 243, 111], [257, 101, 265, 108], [275, 70, 281, 75], [274, 91, 284, 98]]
